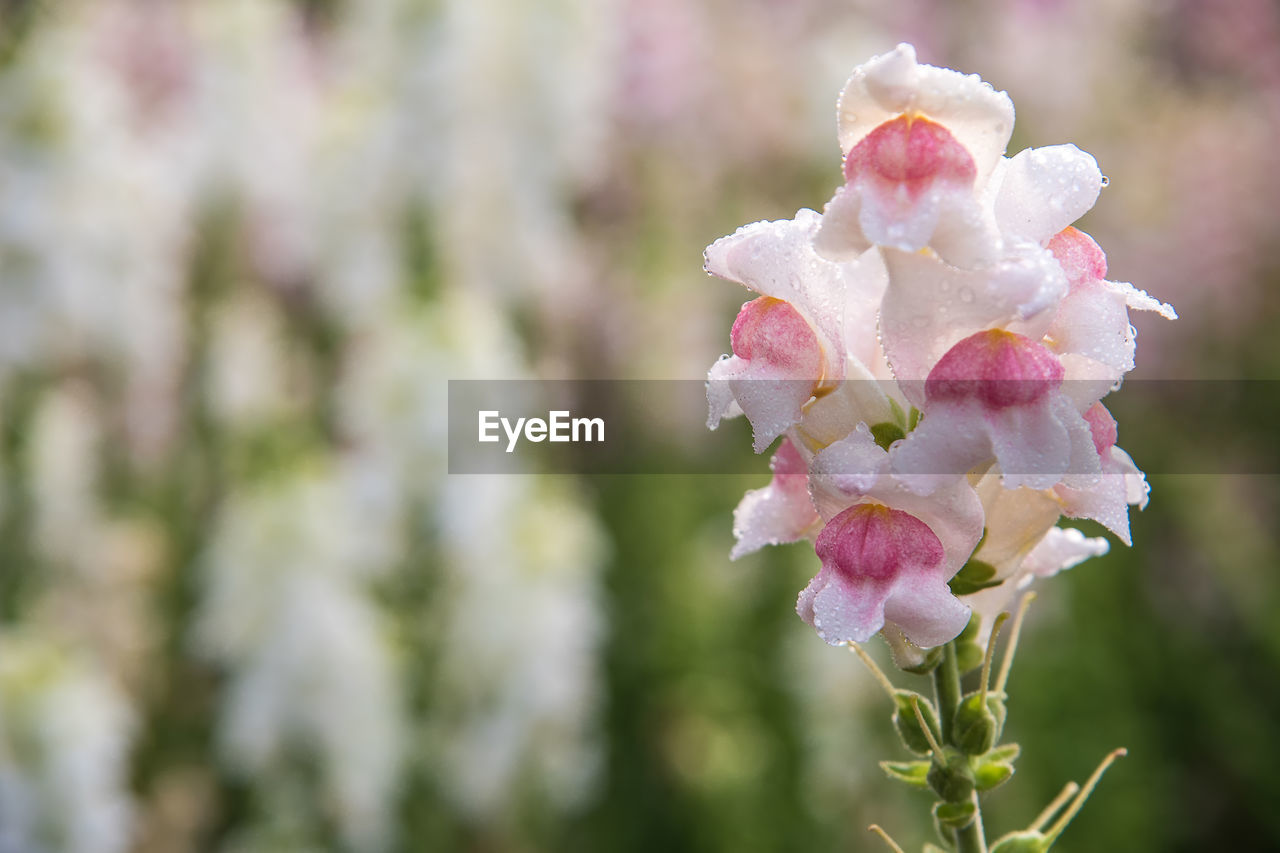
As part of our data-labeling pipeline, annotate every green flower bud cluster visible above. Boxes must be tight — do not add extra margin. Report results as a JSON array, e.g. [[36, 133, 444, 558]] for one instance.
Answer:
[[858, 596, 1126, 853]]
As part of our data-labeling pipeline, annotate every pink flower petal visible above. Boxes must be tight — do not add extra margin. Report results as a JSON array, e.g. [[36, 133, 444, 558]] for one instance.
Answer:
[[707, 297, 825, 452], [1047, 226, 1108, 288], [879, 247, 1066, 405], [810, 426, 985, 573], [892, 333, 1097, 492], [730, 439, 821, 559], [819, 114, 997, 264], [926, 330, 1065, 410], [801, 503, 967, 647], [1054, 445, 1149, 546], [731, 297, 824, 375], [1083, 402, 1118, 457], [836, 43, 1014, 189], [704, 210, 861, 374]]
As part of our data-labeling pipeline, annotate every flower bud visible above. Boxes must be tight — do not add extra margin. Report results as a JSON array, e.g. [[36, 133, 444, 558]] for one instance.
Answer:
[[932, 798, 977, 834], [953, 691, 1006, 755], [892, 690, 942, 756], [927, 747, 975, 802]]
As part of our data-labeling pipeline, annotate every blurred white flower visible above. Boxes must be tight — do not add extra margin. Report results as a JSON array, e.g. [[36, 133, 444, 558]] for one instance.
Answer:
[[434, 475, 608, 817], [0, 634, 135, 853], [193, 470, 405, 852]]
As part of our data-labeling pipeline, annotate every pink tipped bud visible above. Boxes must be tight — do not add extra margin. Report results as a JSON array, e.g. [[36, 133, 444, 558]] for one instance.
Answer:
[[815, 504, 944, 584], [730, 296, 824, 378], [1047, 226, 1107, 289], [1083, 402, 1118, 457], [844, 114, 977, 197], [926, 330, 1065, 410]]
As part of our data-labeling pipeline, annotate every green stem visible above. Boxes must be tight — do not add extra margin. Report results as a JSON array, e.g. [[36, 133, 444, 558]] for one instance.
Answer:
[[934, 643, 986, 853], [955, 814, 986, 853], [933, 642, 962, 743]]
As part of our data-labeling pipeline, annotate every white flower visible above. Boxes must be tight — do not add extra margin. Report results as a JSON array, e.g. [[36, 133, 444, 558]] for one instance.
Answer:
[[0, 634, 135, 853], [706, 43, 1175, 650]]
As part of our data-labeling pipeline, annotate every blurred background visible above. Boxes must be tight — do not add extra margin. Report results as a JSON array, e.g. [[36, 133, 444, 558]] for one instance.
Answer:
[[1, 0, 1279, 851]]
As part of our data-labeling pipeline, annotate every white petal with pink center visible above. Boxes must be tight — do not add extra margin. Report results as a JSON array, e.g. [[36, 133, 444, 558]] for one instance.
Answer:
[[706, 210, 887, 451], [1051, 403, 1150, 546], [834, 44, 1013, 186], [891, 330, 1099, 492], [1044, 228, 1176, 392], [815, 44, 1014, 267], [797, 504, 971, 648], [879, 246, 1067, 406], [707, 296, 825, 452], [798, 425, 984, 647]]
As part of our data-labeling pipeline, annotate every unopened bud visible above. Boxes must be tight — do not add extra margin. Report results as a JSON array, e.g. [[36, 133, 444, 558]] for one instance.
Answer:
[[953, 691, 1006, 755], [893, 691, 942, 756], [932, 798, 977, 833], [927, 747, 975, 803]]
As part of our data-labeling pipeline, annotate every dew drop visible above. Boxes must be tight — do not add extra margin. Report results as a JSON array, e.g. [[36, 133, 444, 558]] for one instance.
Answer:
[[1100, 175, 1110, 187], [959, 286, 975, 303]]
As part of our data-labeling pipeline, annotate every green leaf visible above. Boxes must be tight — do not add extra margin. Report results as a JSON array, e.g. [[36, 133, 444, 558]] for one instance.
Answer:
[[985, 742, 1021, 764], [870, 421, 907, 451], [948, 559, 1003, 595], [880, 760, 931, 789], [974, 760, 1015, 791], [933, 799, 977, 830], [907, 406, 921, 430], [888, 396, 907, 429]]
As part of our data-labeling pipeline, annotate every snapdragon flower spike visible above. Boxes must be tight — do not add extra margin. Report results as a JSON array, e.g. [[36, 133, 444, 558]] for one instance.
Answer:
[[815, 43, 1013, 268], [730, 438, 821, 559], [703, 43, 1176, 663], [706, 209, 872, 452], [892, 329, 1099, 492]]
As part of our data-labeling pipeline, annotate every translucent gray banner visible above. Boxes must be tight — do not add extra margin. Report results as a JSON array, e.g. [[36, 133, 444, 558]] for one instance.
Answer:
[[447, 380, 1280, 475]]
